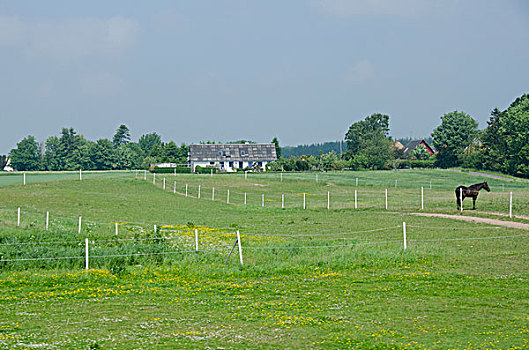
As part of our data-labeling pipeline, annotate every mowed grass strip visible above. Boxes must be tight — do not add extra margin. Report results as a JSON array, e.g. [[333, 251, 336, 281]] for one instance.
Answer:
[[1, 171, 529, 348]]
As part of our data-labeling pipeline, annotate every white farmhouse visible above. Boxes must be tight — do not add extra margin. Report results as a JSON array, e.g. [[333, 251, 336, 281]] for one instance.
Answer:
[[189, 143, 277, 172]]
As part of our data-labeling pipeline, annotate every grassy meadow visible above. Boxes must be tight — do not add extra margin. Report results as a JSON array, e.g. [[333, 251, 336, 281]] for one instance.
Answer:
[[1, 170, 529, 348]]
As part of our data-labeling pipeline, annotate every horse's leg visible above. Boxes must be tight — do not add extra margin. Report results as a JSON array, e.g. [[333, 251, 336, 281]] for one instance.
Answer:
[[455, 190, 461, 209], [472, 195, 477, 210]]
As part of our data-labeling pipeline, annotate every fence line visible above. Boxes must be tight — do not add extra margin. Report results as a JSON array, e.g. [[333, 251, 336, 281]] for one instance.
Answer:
[[3, 227, 529, 264]]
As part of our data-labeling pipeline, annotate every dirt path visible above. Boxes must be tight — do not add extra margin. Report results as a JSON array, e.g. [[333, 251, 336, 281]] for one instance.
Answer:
[[411, 212, 529, 230]]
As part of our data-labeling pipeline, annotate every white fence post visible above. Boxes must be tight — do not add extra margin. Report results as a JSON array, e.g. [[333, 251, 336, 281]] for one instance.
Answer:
[[236, 230, 243, 266], [195, 229, 199, 251], [198, 185, 201, 199], [262, 194, 264, 207], [163, 178, 166, 190], [385, 189, 388, 210], [78, 216, 82, 234], [211, 169, 213, 176], [356, 177, 358, 187], [421, 187, 424, 210], [185, 184, 188, 197], [154, 224, 157, 233], [79, 169, 82, 181], [227, 190, 230, 204], [115, 222, 118, 235], [282, 194, 285, 209], [403, 222, 407, 250], [509, 192, 513, 218], [144, 170, 147, 180], [46, 211, 49, 230], [85, 238, 89, 270], [173, 182, 176, 194], [280, 172, 283, 182], [174, 168, 176, 176], [212, 187, 215, 201], [303, 193, 306, 210], [23, 172, 26, 185], [327, 191, 330, 210], [354, 190, 357, 209], [395, 179, 397, 188], [17, 208, 20, 227], [153, 173, 156, 185], [430, 180, 432, 190], [244, 192, 246, 205]]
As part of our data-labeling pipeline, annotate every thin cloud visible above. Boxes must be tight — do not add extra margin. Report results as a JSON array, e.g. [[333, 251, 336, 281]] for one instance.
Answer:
[[0, 16, 139, 62], [345, 60, 375, 83], [80, 72, 123, 96], [317, 0, 435, 17]]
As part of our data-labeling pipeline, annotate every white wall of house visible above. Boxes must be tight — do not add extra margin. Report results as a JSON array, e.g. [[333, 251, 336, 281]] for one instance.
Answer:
[[191, 161, 269, 172]]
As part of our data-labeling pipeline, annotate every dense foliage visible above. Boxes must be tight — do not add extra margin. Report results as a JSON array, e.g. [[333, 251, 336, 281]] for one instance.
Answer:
[[9, 125, 189, 171], [281, 141, 346, 158], [431, 111, 478, 168], [343, 113, 394, 170], [479, 94, 529, 177]]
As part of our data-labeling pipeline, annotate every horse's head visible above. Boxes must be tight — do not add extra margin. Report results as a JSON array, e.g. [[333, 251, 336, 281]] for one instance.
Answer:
[[483, 181, 491, 192]]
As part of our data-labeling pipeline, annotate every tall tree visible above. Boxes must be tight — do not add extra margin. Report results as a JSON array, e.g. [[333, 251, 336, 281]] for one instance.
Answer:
[[138, 132, 162, 157], [9, 136, 41, 171], [91, 139, 114, 170], [345, 113, 389, 155], [0, 155, 7, 169], [432, 111, 478, 168], [271, 137, 281, 158], [113, 124, 131, 148], [344, 113, 393, 169]]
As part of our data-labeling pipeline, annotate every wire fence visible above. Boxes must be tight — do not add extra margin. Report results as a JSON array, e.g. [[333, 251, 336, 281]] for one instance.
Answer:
[[2, 222, 529, 268]]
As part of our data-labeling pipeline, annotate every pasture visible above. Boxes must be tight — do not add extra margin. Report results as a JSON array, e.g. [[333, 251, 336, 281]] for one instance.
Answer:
[[1, 170, 529, 349]]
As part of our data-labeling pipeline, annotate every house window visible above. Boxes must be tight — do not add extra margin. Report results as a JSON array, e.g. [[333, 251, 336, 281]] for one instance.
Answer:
[[241, 151, 245, 156], [248, 161, 253, 167], [220, 162, 224, 168], [210, 162, 214, 165], [239, 161, 243, 168], [218, 151, 222, 156], [229, 161, 234, 168], [258, 162, 263, 167]]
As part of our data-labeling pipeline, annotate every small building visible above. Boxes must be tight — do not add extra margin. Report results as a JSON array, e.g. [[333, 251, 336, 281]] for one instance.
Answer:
[[403, 140, 435, 158], [189, 143, 277, 172]]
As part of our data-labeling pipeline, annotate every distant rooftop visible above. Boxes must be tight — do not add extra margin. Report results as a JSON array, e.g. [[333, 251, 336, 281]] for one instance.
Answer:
[[189, 143, 278, 162]]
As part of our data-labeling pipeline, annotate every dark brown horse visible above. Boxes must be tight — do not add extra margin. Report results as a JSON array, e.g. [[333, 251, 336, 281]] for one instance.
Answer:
[[455, 182, 490, 210]]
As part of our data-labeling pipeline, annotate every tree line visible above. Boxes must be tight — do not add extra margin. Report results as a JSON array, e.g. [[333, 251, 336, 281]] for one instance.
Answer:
[[7, 125, 188, 171], [271, 93, 529, 177], [5, 93, 529, 177]]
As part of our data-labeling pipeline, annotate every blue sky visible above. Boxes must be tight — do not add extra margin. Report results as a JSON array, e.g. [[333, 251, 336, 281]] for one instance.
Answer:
[[1, 0, 528, 153]]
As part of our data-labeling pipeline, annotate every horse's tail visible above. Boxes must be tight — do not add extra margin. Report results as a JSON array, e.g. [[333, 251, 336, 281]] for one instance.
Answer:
[[455, 186, 463, 209]]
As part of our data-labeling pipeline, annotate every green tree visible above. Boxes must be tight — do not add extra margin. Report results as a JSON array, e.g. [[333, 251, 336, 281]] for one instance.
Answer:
[[139, 132, 162, 157], [492, 94, 529, 176], [91, 139, 114, 170], [345, 113, 389, 155], [431, 111, 478, 168], [44, 136, 61, 170], [410, 144, 431, 160], [113, 124, 131, 148], [0, 155, 8, 169], [9, 136, 41, 171], [162, 141, 180, 163], [344, 113, 393, 169], [272, 137, 281, 158]]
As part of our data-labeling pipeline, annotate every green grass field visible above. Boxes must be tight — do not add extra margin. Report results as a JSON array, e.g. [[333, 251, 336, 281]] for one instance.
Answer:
[[1, 170, 529, 349]]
